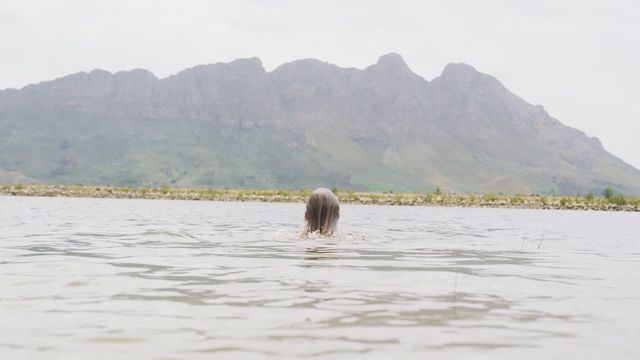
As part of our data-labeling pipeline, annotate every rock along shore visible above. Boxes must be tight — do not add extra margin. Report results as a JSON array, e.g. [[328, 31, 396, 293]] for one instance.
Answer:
[[1, 184, 639, 212]]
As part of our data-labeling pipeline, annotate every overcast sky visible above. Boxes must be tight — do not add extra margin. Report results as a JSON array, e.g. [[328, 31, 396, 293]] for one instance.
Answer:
[[1, 0, 639, 168]]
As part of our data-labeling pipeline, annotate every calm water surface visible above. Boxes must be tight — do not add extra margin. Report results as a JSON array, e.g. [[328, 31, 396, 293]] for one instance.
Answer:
[[1, 196, 639, 359]]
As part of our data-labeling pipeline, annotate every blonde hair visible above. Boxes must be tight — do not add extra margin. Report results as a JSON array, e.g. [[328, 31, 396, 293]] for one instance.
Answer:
[[305, 188, 340, 235]]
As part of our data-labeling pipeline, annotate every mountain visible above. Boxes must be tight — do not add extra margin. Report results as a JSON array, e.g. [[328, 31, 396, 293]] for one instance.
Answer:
[[1, 53, 639, 194]]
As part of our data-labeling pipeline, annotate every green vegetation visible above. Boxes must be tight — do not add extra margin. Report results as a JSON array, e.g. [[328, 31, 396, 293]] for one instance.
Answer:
[[609, 194, 627, 206], [602, 187, 614, 200], [1, 184, 638, 211], [510, 195, 524, 205], [583, 192, 594, 203], [160, 183, 170, 195], [482, 192, 498, 202], [539, 195, 548, 206], [601, 187, 628, 206]]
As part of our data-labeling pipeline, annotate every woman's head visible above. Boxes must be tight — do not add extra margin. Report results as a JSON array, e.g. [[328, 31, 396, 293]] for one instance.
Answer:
[[305, 188, 340, 235]]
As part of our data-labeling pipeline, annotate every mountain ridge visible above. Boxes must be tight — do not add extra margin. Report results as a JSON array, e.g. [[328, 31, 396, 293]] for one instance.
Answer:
[[1, 53, 638, 194]]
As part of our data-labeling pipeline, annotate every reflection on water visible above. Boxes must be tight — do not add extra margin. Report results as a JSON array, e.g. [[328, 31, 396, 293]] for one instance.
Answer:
[[1, 196, 639, 359]]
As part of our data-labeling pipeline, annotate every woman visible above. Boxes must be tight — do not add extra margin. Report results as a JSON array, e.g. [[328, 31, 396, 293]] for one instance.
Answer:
[[304, 188, 340, 236]]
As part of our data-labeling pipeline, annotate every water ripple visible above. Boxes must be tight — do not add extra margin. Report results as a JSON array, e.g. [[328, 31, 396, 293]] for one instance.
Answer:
[[1, 196, 639, 359]]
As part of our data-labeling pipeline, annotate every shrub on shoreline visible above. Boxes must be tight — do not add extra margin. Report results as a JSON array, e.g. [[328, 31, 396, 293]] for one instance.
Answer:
[[583, 192, 594, 203], [609, 194, 626, 206]]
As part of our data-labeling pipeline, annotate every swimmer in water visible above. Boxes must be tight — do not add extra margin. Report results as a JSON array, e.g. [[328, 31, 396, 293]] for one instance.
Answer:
[[304, 188, 340, 236]]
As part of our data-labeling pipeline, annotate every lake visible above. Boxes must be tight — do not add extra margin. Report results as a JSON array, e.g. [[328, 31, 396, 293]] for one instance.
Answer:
[[1, 196, 639, 359]]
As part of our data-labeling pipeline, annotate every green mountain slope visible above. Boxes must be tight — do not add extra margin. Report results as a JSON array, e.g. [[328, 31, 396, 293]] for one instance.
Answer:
[[1, 54, 639, 194]]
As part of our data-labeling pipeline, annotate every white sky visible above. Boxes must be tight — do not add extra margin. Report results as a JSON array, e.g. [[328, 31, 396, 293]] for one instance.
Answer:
[[1, 0, 639, 168]]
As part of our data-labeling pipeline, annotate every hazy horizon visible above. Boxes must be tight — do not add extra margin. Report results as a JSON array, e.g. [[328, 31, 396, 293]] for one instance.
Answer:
[[1, 0, 638, 169]]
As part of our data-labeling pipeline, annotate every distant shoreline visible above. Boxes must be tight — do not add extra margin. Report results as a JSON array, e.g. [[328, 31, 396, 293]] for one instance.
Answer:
[[1, 184, 638, 212]]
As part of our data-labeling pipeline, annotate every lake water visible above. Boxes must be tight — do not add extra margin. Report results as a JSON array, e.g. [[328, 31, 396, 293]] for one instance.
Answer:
[[1, 196, 639, 359]]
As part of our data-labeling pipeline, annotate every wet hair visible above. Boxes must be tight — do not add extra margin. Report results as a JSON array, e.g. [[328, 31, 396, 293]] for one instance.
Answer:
[[305, 188, 340, 235]]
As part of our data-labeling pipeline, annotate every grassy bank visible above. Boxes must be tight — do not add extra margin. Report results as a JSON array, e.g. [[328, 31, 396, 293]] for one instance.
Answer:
[[1, 183, 639, 212]]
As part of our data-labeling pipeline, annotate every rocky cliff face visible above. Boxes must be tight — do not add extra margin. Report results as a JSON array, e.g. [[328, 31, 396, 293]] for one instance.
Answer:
[[1, 53, 638, 194]]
